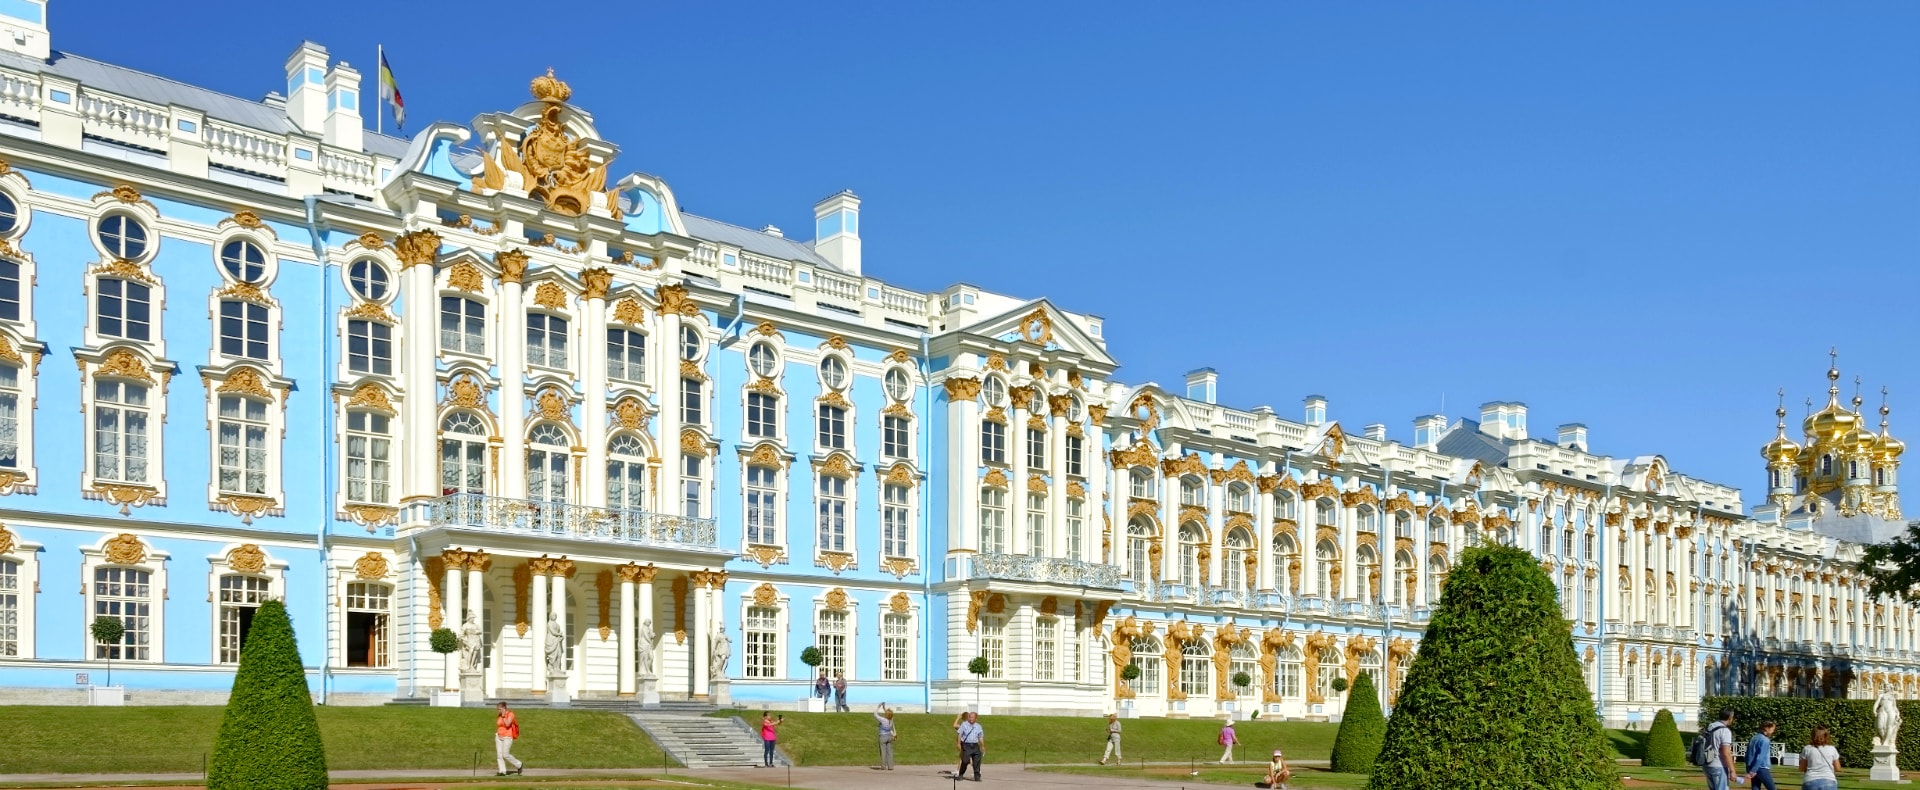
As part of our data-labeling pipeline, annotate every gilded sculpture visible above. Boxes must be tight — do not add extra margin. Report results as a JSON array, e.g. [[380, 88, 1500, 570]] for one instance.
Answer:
[[482, 70, 608, 218]]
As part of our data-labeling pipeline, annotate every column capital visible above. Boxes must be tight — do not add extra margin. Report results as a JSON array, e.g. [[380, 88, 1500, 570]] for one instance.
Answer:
[[618, 562, 657, 583]]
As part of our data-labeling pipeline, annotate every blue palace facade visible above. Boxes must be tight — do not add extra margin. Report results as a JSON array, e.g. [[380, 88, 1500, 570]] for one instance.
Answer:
[[0, 3, 1915, 724]]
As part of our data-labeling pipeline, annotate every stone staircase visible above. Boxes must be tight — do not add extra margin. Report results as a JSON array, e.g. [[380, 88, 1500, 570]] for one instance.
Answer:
[[631, 712, 781, 768]]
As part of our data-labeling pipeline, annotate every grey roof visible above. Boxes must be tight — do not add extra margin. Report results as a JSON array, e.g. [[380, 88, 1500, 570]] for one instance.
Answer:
[[1435, 420, 1510, 466], [681, 214, 833, 269]]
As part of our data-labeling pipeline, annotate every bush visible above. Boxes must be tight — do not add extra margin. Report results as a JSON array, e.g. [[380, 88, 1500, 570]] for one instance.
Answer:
[[1643, 709, 1686, 767], [1232, 671, 1253, 690], [1121, 664, 1141, 681], [967, 657, 991, 677], [1367, 545, 1619, 790], [207, 600, 328, 790], [428, 628, 458, 655], [1330, 672, 1386, 773], [1331, 676, 1348, 694], [801, 646, 824, 669], [89, 616, 125, 685], [1698, 696, 1920, 771]]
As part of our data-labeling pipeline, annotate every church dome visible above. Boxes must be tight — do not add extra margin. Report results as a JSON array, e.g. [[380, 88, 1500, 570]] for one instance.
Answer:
[[1804, 365, 1858, 446], [1875, 402, 1905, 461], [1762, 407, 1801, 464]]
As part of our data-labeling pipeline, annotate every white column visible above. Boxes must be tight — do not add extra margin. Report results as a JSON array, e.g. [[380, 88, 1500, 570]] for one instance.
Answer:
[[499, 274, 527, 497], [693, 572, 712, 696], [657, 311, 683, 515], [530, 563, 549, 693], [400, 238, 440, 503], [1047, 392, 1068, 558], [638, 568, 657, 669], [1256, 468, 1275, 591], [946, 378, 981, 552], [618, 566, 637, 696], [465, 554, 486, 627], [1340, 502, 1357, 600], [1010, 396, 1030, 556], [583, 274, 610, 507], [442, 551, 463, 689], [1206, 468, 1224, 590], [552, 562, 572, 689], [1301, 495, 1320, 598], [1088, 422, 1108, 565]]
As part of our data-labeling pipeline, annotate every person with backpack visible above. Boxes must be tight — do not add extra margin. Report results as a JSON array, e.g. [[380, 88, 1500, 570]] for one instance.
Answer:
[[1689, 708, 1744, 789], [494, 701, 524, 776], [1798, 726, 1842, 790], [1217, 719, 1239, 764], [1743, 721, 1777, 790]]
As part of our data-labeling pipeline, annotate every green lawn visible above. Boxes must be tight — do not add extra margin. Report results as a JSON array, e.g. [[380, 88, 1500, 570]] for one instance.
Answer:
[[0, 706, 673, 774], [711, 711, 1340, 766], [1041, 762, 1920, 789]]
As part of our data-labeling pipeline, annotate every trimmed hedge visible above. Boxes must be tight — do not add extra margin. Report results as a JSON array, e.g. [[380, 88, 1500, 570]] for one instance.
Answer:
[[207, 600, 328, 790], [1330, 671, 1386, 773], [1643, 709, 1686, 767], [1699, 696, 1920, 771], [1367, 545, 1620, 790]]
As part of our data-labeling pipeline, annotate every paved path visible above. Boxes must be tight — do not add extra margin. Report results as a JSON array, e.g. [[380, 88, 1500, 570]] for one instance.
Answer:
[[0, 763, 1260, 789]]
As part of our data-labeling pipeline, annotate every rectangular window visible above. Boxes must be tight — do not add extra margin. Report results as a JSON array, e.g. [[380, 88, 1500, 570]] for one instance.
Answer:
[[882, 484, 910, 558], [746, 393, 779, 438], [818, 609, 849, 677], [96, 279, 152, 341], [980, 488, 1007, 553], [681, 379, 704, 425], [526, 313, 569, 368], [0, 558, 16, 656], [1065, 435, 1083, 477], [1026, 494, 1046, 558], [817, 475, 848, 552], [1035, 615, 1057, 681], [0, 364, 17, 469], [746, 465, 778, 544], [93, 380, 150, 483], [1278, 653, 1302, 698], [745, 606, 779, 679], [817, 405, 846, 451], [981, 617, 1006, 679], [219, 300, 269, 360], [439, 296, 484, 354], [882, 613, 910, 681], [0, 260, 19, 322], [883, 415, 910, 459], [347, 320, 392, 375], [218, 574, 271, 663], [346, 411, 391, 504], [1026, 427, 1046, 470], [217, 396, 269, 495], [981, 421, 1006, 464], [682, 454, 704, 518], [1066, 499, 1084, 559], [607, 329, 646, 381], [1063, 620, 1080, 682], [93, 567, 151, 661], [345, 582, 390, 668]]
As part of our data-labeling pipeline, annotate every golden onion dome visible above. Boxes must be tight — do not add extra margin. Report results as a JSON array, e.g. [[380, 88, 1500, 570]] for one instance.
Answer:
[[1762, 406, 1801, 464], [1804, 366, 1857, 443], [1875, 401, 1905, 460]]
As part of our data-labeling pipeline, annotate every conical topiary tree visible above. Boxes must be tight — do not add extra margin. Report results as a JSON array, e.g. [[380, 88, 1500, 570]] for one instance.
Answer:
[[1330, 671, 1387, 773], [1643, 709, 1687, 767], [207, 599, 328, 790], [1366, 545, 1620, 790]]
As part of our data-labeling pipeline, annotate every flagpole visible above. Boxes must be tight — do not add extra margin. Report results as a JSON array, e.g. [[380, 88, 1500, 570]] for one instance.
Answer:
[[375, 44, 383, 135]]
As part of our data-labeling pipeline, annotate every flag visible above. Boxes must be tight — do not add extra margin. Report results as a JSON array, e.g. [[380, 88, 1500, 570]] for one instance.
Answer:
[[378, 50, 405, 129]]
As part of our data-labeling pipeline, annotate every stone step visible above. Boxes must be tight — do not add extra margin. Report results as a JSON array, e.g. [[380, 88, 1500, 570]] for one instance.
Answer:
[[628, 713, 782, 768]]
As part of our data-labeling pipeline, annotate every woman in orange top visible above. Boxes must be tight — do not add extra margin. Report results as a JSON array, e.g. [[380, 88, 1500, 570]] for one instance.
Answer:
[[495, 702, 524, 776]]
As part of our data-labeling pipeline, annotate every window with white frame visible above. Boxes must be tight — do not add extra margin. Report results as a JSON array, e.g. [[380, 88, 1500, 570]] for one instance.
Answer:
[[439, 411, 488, 495], [0, 259, 18, 322], [1130, 468, 1155, 499], [817, 404, 846, 450], [1026, 494, 1046, 557], [97, 215, 149, 260], [980, 487, 1008, 553], [0, 364, 19, 469], [1224, 527, 1252, 591], [980, 616, 1006, 679], [1065, 434, 1083, 477], [218, 300, 269, 360], [981, 420, 1006, 464], [1274, 533, 1299, 591], [217, 573, 271, 663], [216, 396, 270, 496], [94, 566, 152, 660], [681, 378, 704, 425], [819, 355, 847, 391], [0, 558, 17, 656], [1179, 524, 1205, 587], [345, 410, 391, 504], [747, 392, 779, 439], [1035, 614, 1058, 681], [347, 319, 392, 375], [1063, 618, 1081, 682], [607, 434, 647, 511], [883, 612, 910, 681], [1228, 483, 1252, 513], [883, 415, 910, 459], [1275, 492, 1297, 520], [348, 259, 389, 301], [1231, 642, 1258, 699], [526, 423, 571, 503], [1128, 519, 1155, 586], [345, 581, 391, 668], [882, 483, 911, 558], [527, 313, 568, 368], [1026, 426, 1045, 470], [1276, 645, 1302, 698], [884, 367, 911, 401], [1128, 636, 1161, 694], [747, 342, 778, 378], [1316, 540, 1340, 597], [607, 328, 645, 382], [1180, 476, 1205, 507], [745, 605, 779, 679], [96, 278, 152, 341], [683, 453, 704, 517], [818, 608, 849, 676], [1066, 498, 1084, 559], [1315, 646, 1341, 701], [746, 464, 779, 544], [817, 474, 848, 552], [1180, 638, 1211, 697], [93, 379, 151, 484], [439, 296, 484, 355]]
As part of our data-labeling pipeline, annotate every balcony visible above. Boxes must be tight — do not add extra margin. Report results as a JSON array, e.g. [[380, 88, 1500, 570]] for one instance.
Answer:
[[429, 493, 722, 553], [1250, 592, 1291, 610], [1208, 587, 1247, 608], [965, 552, 1126, 590], [1155, 582, 1198, 604]]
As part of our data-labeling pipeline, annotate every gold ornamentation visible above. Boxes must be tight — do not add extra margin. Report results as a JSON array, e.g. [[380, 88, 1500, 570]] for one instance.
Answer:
[[535, 388, 571, 423], [748, 321, 779, 338], [746, 443, 786, 469], [983, 468, 1009, 489], [680, 429, 708, 456], [229, 210, 264, 229], [1161, 453, 1206, 479], [595, 569, 613, 640], [353, 552, 390, 580], [355, 232, 389, 251], [744, 545, 782, 568], [1028, 474, 1049, 494], [882, 463, 917, 487], [93, 484, 158, 515], [1126, 498, 1159, 521], [888, 592, 911, 614], [1260, 474, 1300, 494], [1342, 488, 1380, 507], [819, 390, 851, 409], [103, 533, 146, 565], [446, 262, 484, 291], [511, 563, 532, 636], [656, 284, 700, 317], [824, 335, 849, 351], [748, 377, 781, 395], [986, 354, 1007, 372], [218, 494, 278, 523], [0, 524, 13, 556], [1025, 414, 1046, 432], [489, 71, 607, 217], [394, 230, 441, 267], [580, 268, 612, 301], [424, 557, 445, 630], [1088, 404, 1107, 424], [882, 402, 913, 418], [982, 407, 1007, 424], [217, 367, 273, 399], [215, 281, 273, 306], [823, 587, 850, 610], [612, 298, 645, 324], [1108, 442, 1158, 469], [91, 258, 157, 285], [103, 184, 143, 204], [1179, 504, 1207, 526], [816, 452, 855, 478], [679, 360, 706, 381], [227, 543, 267, 574], [819, 551, 854, 573], [1066, 480, 1086, 499], [346, 384, 396, 414], [752, 582, 780, 607], [943, 377, 982, 400], [613, 397, 647, 430], [494, 249, 530, 283], [1019, 308, 1054, 345], [967, 590, 987, 634], [1302, 479, 1339, 501], [343, 300, 395, 322], [1212, 460, 1257, 486], [532, 281, 568, 310], [672, 576, 689, 644], [95, 349, 154, 384], [881, 557, 916, 578], [887, 349, 911, 364], [447, 374, 487, 410]]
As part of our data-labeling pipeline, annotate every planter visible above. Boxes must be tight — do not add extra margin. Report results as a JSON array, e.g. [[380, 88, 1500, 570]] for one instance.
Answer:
[[802, 697, 825, 713], [430, 689, 463, 707], [87, 686, 125, 706], [967, 702, 993, 716]]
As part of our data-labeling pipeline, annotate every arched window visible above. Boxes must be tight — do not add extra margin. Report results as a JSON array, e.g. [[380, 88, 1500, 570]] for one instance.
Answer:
[[1356, 544, 1380, 601], [1178, 523, 1205, 587], [439, 411, 487, 495], [607, 434, 647, 512], [1273, 492, 1296, 521], [1227, 483, 1252, 514], [1316, 539, 1340, 597], [1223, 527, 1252, 592], [1130, 468, 1156, 499], [1179, 638, 1211, 698], [1394, 549, 1416, 606], [526, 423, 571, 503], [1273, 532, 1299, 592], [1275, 644, 1302, 699], [1665, 578, 1678, 626], [1180, 476, 1206, 507], [1822, 455, 1834, 476], [1618, 571, 1633, 620], [1315, 645, 1342, 701], [1128, 518, 1156, 586], [98, 214, 149, 259], [1230, 642, 1258, 699], [1128, 636, 1162, 695], [1315, 498, 1338, 529], [1426, 554, 1447, 601]]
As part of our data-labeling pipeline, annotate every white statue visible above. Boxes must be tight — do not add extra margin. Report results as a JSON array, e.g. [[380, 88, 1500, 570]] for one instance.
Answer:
[[1876, 691, 1903, 750], [709, 626, 731, 680], [636, 618, 656, 679], [459, 615, 482, 673], [545, 614, 566, 677]]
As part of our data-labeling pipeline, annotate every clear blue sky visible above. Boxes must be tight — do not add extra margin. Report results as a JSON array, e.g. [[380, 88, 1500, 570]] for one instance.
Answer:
[[53, 2, 1920, 505]]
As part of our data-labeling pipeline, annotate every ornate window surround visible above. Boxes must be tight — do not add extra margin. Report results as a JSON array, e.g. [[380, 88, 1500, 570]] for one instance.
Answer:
[[205, 219, 283, 374], [80, 532, 170, 664], [812, 590, 858, 680], [878, 595, 918, 681], [523, 275, 577, 377], [434, 250, 496, 366], [739, 585, 791, 680], [83, 192, 166, 357], [0, 524, 41, 659], [737, 441, 790, 567], [812, 451, 859, 572], [200, 365, 289, 522], [332, 550, 395, 670], [335, 381, 401, 528], [77, 346, 172, 511], [204, 542, 287, 664]]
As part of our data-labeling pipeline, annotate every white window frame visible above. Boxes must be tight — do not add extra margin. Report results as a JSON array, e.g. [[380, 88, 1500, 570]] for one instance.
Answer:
[[882, 480, 913, 559], [526, 422, 574, 504], [816, 470, 852, 555], [342, 407, 395, 507], [745, 460, 783, 547], [211, 393, 275, 499], [440, 408, 492, 496], [437, 293, 488, 359], [0, 357, 36, 487], [0, 533, 41, 658], [340, 577, 394, 669], [741, 594, 789, 680], [209, 550, 283, 665], [606, 432, 650, 513], [346, 317, 394, 376], [525, 309, 571, 371], [79, 358, 168, 503], [816, 604, 854, 678], [745, 391, 782, 440], [883, 413, 912, 460], [1034, 614, 1058, 681], [882, 609, 914, 682], [817, 402, 848, 452], [980, 486, 1008, 554], [607, 326, 646, 383], [980, 615, 1006, 679], [81, 535, 169, 664]]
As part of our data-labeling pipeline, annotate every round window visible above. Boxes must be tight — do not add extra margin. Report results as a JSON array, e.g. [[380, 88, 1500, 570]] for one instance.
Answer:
[[884, 368, 911, 401], [348, 259, 390, 301], [0, 192, 18, 236], [748, 342, 778, 378], [220, 239, 267, 283], [98, 215, 149, 260], [679, 325, 703, 361], [982, 377, 1006, 407], [819, 355, 848, 390]]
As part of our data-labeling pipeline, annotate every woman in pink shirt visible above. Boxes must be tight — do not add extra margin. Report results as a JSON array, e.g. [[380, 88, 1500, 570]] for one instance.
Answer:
[[760, 711, 784, 767], [1217, 720, 1239, 764]]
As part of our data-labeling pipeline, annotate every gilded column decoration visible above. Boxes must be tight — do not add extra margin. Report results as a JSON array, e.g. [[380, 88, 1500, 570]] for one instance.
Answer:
[[655, 283, 700, 317], [942, 377, 982, 401], [394, 229, 442, 267], [354, 552, 389, 580], [513, 563, 533, 637], [1260, 628, 1297, 703], [1164, 620, 1193, 701], [424, 556, 445, 630], [967, 590, 988, 634], [227, 544, 266, 575], [1109, 616, 1150, 700], [597, 569, 614, 640], [103, 533, 147, 565], [888, 592, 912, 615], [1303, 632, 1334, 704], [1212, 624, 1249, 701], [672, 575, 689, 644], [495, 249, 529, 284], [1344, 635, 1377, 682], [0, 524, 14, 556], [581, 267, 612, 300]]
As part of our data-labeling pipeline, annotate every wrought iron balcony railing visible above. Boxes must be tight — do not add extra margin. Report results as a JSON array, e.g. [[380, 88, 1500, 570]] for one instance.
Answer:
[[429, 493, 721, 551], [966, 552, 1127, 589]]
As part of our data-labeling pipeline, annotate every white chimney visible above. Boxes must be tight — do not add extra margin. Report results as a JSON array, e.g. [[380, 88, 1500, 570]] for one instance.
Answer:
[[323, 61, 363, 153], [1413, 414, 1447, 451], [1479, 402, 1505, 438], [1364, 423, 1387, 442], [1185, 368, 1218, 404], [812, 190, 861, 275], [0, 0, 48, 60], [1509, 401, 1528, 439], [761, 225, 783, 238], [1304, 395, 1327, 426], [284, 42, 330, 135], [1557, 423, 1588, 452]]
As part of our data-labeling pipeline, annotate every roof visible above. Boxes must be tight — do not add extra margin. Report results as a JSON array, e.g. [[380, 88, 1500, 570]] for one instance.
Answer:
[[1435, 420, 1510, 466], [680, 214, 833, 269]]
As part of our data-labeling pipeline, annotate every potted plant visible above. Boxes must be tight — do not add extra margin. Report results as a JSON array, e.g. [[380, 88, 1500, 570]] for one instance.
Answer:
[[800, 646, 825, 712], [967, 656, 992, 715], [1119, 664, 1141, 716], [88, 616, 125, 705], [1230, 671, 1254, 719], [428, 627, 461, 706]]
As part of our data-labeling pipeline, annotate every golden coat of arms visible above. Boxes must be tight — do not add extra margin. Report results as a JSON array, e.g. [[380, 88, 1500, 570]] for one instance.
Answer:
[[478, 69, 614, 218]]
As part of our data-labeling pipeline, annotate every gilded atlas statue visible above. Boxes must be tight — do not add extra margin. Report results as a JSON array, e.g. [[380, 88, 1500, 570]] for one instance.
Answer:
[[477, 69, 616, 218]]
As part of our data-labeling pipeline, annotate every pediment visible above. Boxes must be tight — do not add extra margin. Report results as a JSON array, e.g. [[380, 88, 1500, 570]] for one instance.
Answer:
[[950, 299, 1115, 368]]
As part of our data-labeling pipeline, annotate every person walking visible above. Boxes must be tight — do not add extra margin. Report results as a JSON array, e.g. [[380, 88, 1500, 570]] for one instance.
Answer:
[[834, 671, 850, 712], [759, 711, 785, 768], [1799, 726, 1842, 790], [874, 703, 897, 770], [494, 702, 524, 776], [1744, 721, 1777, 790], [1217, 719, 1238, 764], [953, 711, 985, 781], [1701, 708, 1740, 790], [1263, 749, 1293, 789], [815, 671, 832, 701], [1098, 713, 1122, 765]]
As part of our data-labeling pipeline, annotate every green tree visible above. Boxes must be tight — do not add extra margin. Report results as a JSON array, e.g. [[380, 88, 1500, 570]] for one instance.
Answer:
[[1367, 545, 1620, 790], [207, 599, 328, 790], [1331, 671, 1387, 773], [1642, 709, 1687, 767], [89, 616, 124, 687], [1859, 523, 1920, 602]]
